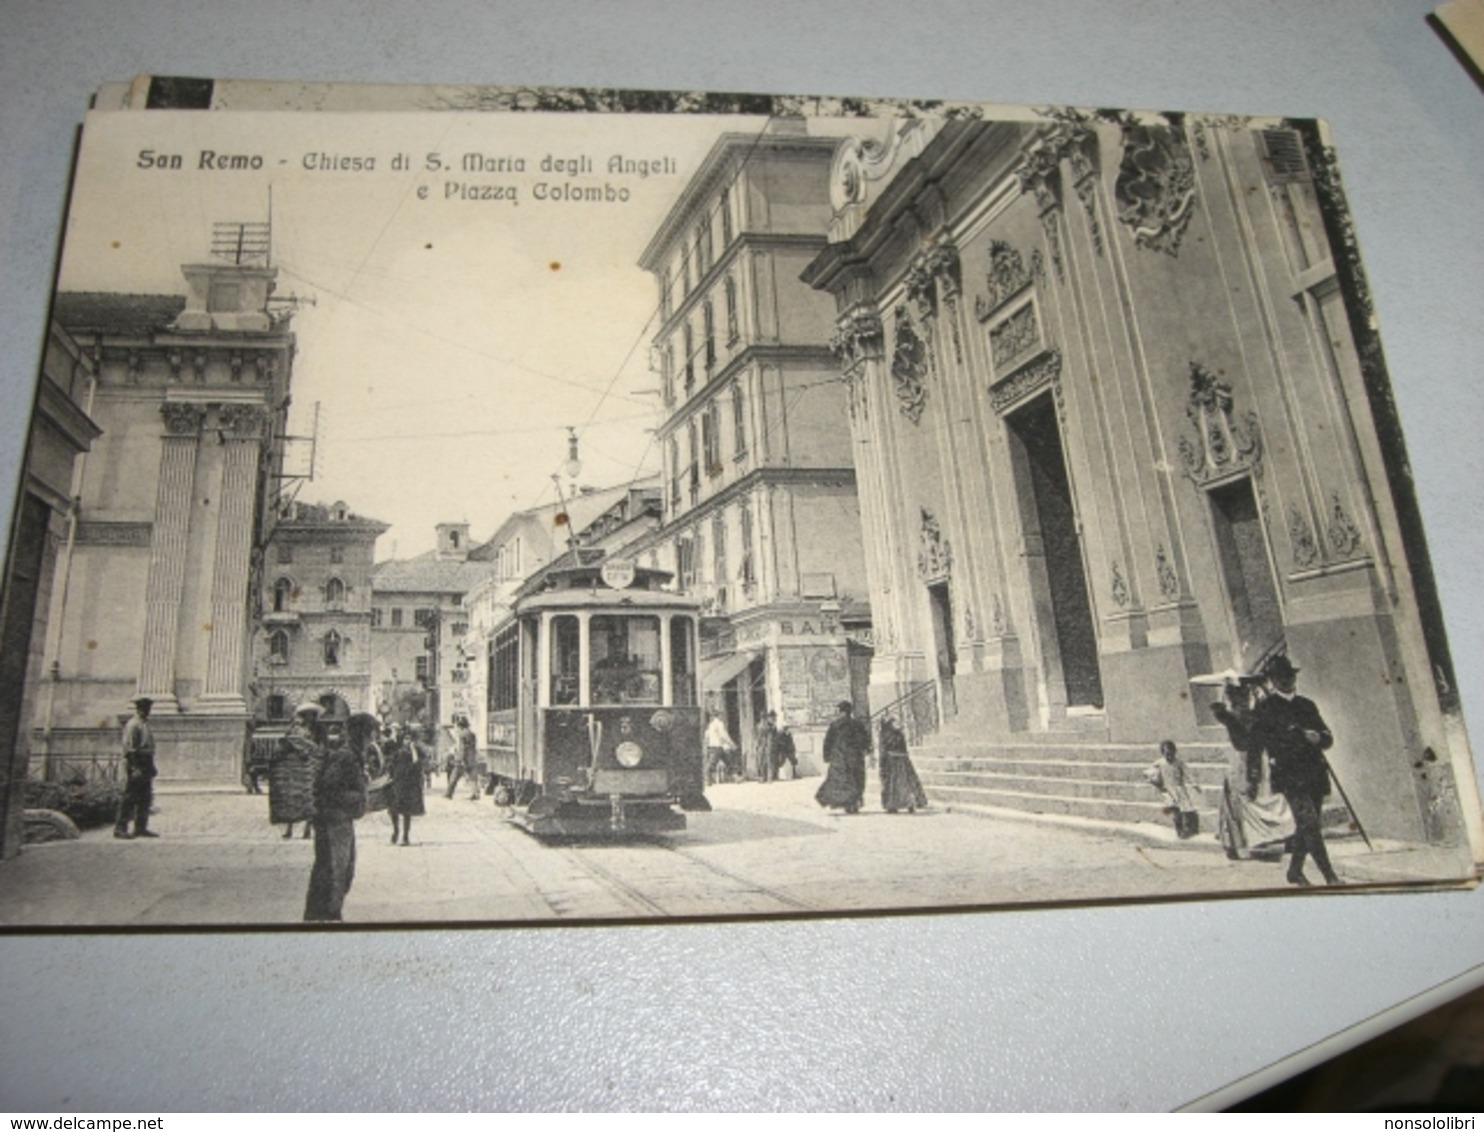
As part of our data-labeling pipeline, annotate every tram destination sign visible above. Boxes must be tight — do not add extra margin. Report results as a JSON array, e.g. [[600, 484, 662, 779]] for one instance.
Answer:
[[0, 77, 1479, 928]]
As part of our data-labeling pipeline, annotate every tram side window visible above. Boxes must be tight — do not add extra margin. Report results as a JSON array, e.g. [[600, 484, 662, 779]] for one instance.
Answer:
[[550, 615, 580, 705], [489, 624, 520, 713], [670, 617, 697, 707], [590, 615, 662, 705]]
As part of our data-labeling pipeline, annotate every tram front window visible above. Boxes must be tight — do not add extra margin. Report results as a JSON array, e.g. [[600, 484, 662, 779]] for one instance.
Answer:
[[550, 614, 580, 705], [590, 615, 662, 705]]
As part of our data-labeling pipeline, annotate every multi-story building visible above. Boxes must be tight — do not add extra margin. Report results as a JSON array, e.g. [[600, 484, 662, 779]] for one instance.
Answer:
[[633, 120, 872, 772], [32, 257, 296, 781], [0, 321, 101, 855], [803, 113, 1474, 843], [253, 499, 388, 727], [370, 522, 490, 742]]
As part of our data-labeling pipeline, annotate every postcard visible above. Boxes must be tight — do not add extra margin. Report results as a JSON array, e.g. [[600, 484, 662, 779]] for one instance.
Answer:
[[0, 86, 1477, 926]]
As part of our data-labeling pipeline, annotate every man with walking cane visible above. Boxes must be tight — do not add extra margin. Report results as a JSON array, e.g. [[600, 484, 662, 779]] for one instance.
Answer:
[[1252, 654, 1344, 887]]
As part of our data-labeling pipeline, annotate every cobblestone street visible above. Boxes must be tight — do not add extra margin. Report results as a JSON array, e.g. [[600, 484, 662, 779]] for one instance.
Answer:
[[0, 773, 1468, 927]]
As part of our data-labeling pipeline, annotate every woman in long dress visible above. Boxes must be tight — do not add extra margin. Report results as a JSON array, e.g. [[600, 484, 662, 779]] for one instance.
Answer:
[[385, 723, 426, 846], [1210, 677, 1294, 859], [878, 716, 927, 814]]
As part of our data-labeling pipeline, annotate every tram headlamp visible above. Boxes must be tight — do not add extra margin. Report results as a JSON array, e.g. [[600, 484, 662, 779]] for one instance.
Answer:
[[615, 740, 643, 768]]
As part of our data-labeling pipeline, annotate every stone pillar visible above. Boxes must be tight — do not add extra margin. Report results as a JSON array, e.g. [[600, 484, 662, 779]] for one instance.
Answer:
[[137, 403, 204, 712], [199, 405, 268, 711]]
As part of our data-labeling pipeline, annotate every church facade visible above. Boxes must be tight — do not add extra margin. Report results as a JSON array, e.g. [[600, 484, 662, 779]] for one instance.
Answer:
[[36, 260, 297, 782], [803, 113, 1468, 844]]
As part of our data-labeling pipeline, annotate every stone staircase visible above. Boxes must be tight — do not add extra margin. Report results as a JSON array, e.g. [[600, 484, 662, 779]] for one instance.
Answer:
[[910, 727, 1231, 828]]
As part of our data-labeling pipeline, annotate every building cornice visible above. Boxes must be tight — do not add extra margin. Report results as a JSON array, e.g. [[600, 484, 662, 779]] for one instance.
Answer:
[[657, 342, 837, 436], [632, 465, 858, 549]]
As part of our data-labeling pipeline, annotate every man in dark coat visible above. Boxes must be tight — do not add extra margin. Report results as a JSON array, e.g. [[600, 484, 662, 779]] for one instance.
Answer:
[[816, 701, 870, 814], [114, 696, 159, 839], [1252, 654, 1340, 886], [303, 718, 367, 922]]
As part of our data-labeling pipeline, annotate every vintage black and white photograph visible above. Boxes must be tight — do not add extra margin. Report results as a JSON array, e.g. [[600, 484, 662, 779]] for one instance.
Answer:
[[1, 89, 1478, 927]]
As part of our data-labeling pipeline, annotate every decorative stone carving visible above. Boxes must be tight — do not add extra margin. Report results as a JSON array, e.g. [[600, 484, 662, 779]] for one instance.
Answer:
[[126, 350, 144, 383], [992, 592, 1006, 635], [1289, 505, 1320, 569], [219, 404, 272, 439], [1115, 120, 1198, 256], [964, 605, 978, 641], [1018, 116, 1099, 281], [830, 308, 884, 369], [1177, 363, 1262, 485], [230, 352, 244, 382], [917, 507, 952, 581], [1155, 544, 1180, 599], [989, 350, 1062, 414], [192, 351, 208, 381], [975, 241, 1042, 321], [1111, 563, 1130, 608], [168, 349, 183, 381], [989, 302, 1041, 371], [255, 353, 276, 382], [1327, 492, 1362, 556], [890, 306, 930, 425], [160, 402, 205, 436]]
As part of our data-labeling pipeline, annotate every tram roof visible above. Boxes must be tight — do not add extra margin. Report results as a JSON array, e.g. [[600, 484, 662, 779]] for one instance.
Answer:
[[511, 549, 691, 615]]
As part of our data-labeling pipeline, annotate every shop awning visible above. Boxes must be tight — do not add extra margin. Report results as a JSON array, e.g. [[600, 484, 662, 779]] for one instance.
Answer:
[[699, 649, 760, 691]]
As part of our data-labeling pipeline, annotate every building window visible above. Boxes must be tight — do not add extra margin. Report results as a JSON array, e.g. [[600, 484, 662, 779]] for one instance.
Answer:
[[668, 437, 682, 511], [687, 419, 700, 504], [415, 655, 430, 684], [695, 219, 712, 277], [732, 381, 747, 459], [702, 401, 722, 477], [266, 693, 288, 722], [677, 534, 696, 591], [413, 608, 437, 629], [323, 630, 342, 667], [329, 546, 344, 564], [272, 576, 294, 613], [724, 275, 739, 345], [712, 512, 728, 598], [661, 344, 675, 406], [660, 269, 672, 319], [739, 502, 756, 591], [277, 544, 293, 564], [371, 607, 383, 627], [391, 607, 403, 628], [702, 299, 716, 371], [719, 187, 733, 248], [325, 576, 346, 608], [681, 247, 692, 297], [682, 322, 695, 394], [269, 630, 290, 664]]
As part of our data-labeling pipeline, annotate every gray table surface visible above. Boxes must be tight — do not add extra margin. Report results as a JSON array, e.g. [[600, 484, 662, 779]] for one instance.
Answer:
[[1, 0, 1481, 1112]]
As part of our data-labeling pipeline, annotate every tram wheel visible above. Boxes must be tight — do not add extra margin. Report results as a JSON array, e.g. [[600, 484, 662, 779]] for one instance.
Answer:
[[490, 783, 515, 807]]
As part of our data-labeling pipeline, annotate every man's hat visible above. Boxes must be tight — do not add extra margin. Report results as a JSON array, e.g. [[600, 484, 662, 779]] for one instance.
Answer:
[[130, 695, 153, 709], [1263, 654, 1300, 681], [293, 701, 324, 719]]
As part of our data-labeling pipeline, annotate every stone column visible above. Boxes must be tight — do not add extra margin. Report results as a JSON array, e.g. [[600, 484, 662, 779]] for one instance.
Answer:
[[199, 404, 269, 711], [136, 403, 204, 712]]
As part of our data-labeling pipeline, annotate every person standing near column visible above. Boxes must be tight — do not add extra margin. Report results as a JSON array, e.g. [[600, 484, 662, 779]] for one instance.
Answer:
[[114, 696, 159, 839]]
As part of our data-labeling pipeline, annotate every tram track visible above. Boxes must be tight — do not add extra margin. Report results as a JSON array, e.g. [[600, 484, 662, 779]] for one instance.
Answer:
[[555, 834, 818, 918]]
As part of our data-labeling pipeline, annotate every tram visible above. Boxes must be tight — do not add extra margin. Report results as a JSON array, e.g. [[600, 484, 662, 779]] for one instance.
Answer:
[[482, 551, 710, 836]]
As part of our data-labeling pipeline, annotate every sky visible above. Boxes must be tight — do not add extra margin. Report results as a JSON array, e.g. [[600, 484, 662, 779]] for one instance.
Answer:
[[56, 107, 861, 559]]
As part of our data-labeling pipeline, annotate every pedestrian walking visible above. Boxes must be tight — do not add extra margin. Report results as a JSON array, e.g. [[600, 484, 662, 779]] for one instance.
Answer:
[[113, 696, 159, 839], [303, 717, 367, 922], [754, 711, 779, 783], [1251, 654, 1342, 886], [878, 715, 927, 814], [775, 725, 798, 780], [1210, 674, 1294, 860], [385, 723, 425, 846], [1144, 739, 1201, 839], [271, 703, 322, 840], [705, 712, 738, 785], [444, 715, 481, 801], [816, 701, 870, 814]]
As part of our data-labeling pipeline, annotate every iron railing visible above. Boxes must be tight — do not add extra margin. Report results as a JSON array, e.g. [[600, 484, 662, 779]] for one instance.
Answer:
[[869, 680, 940, 747]]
